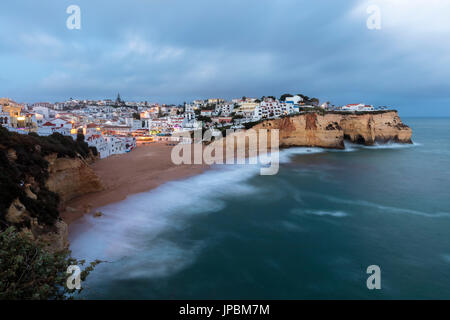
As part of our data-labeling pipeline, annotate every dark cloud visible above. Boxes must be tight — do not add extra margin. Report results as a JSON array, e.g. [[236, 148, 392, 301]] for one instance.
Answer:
[[0, 0, 449, 116]]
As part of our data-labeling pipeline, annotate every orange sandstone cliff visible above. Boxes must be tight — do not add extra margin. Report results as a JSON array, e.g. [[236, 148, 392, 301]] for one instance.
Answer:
[[250, 110, 412, 148], [0, 128, 104, 252], [45, 154, 104, 203]]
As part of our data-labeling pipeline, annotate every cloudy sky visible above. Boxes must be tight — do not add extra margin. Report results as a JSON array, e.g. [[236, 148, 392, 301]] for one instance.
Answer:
[[1, 0, 449, 116]]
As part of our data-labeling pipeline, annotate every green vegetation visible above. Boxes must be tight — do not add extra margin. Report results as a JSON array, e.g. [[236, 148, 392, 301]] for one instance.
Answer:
[[0, 126, 97, 228], [243, 120, 263, 130], [231, 114, 244, 121], [197, 115, 212, 123], [280, 93, 293, 101], [0, 127, 101, 299], [0, 226, 100, 300]]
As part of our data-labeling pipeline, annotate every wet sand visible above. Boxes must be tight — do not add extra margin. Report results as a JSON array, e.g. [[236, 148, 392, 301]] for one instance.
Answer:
[[61, 143, 207, 224]]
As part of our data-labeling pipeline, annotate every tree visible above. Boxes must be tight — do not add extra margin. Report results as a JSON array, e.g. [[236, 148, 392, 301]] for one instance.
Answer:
[[76, 133, 85, 143], [197, 115, 212, 123], [297, 94, 309, 101], [280, 93, 293, 101], [132, 112, 141, 120], [310, 98, 320, 106], [232, 114, 243, 121], [0, 227, 100, 300]]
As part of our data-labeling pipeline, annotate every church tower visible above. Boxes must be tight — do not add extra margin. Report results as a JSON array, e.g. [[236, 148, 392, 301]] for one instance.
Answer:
[[115, 93, 122, 105]]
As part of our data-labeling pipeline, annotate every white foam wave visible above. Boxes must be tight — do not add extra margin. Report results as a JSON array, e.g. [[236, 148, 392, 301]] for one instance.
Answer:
[[278, 147, 326, 163], [311, 193, 450, 219], [360, 142, 422, 149], [69, 164, 261, 279], [305, 210, 348, 217], [292, 208, 348, 218]]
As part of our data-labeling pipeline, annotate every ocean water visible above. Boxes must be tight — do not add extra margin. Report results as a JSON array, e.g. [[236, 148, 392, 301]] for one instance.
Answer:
[[69, 118, 450, 299]]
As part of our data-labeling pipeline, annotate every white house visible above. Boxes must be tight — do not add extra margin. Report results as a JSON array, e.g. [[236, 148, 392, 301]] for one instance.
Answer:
[[37, 119, 72, 136], [285, 95, 304, 105], [258, 98, 282, 118], [33, 106, 51, 119], [200, 109, 214, 117], [215, 103, 235, 116], [341, 103, 374, 111]]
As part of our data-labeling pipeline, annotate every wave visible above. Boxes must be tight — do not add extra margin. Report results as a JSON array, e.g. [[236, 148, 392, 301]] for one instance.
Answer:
[[291, 208, 348, 218], [305, 193, 450, 219], [278, 147, 326, 163], [278, 140, 420, 160], [69, 164, 262, 279], [358, 142, 422, 150]]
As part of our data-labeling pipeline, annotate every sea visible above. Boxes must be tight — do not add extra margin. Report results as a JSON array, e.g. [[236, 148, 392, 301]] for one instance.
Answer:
[[69, 117, 450, 299]]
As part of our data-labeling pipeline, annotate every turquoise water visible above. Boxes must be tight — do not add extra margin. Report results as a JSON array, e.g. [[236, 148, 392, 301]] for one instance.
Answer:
[[70, 118, 450, 299]]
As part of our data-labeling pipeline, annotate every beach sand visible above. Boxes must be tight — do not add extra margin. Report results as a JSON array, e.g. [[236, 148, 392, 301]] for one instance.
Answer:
[[61, 143, 207, 224]]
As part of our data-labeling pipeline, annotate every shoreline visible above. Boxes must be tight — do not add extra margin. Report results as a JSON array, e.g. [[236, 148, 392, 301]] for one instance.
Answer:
[[61, 143, 208, 225]]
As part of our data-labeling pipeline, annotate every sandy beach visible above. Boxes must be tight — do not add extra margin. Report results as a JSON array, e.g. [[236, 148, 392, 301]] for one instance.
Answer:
[[61, 143, 207, 224]]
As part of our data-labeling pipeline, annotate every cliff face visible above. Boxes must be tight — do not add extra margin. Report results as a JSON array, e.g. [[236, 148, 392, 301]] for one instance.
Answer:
[[45, 154, 103, 203], [2, 154, 103, 252], [251, 110, 412, 148], [252, 113, 345, 149], [0, 128, 103, 252], [338, 111, 412, 145]]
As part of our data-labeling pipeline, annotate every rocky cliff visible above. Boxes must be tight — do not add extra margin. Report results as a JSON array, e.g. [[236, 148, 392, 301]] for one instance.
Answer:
[[250, 110, 412, 148], [338, 111, 412, 145], [252, 112, 345, 149], [45, 154, 103, 203], [0, 128, 103, 252]]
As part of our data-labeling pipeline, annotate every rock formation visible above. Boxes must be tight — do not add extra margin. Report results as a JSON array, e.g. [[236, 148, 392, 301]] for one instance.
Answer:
[[250, 110, 412, 148], [0, 128, 103, 252], [45, 154, 104, 203]]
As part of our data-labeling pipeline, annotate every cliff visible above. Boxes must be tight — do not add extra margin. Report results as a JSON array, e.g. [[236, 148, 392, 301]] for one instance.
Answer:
[[252, 112, 345, 149], [250, 110, 412, 148], [0, 128, 103, 252], [338, 111, 412, 145], [45, 154, 103, 203]]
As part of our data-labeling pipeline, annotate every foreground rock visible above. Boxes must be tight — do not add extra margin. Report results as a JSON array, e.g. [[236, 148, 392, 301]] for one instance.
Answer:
[[0, 128, 103, 252]]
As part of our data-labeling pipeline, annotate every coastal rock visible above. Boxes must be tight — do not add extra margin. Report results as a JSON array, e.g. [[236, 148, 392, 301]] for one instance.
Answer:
[[7, 148, 17, 162], [45, 154, 104, 203], [28, 218, 69, 252], [6, 198, 30, 224], [339, 111, 412, 145], [24, 185, 38, 200], [253, 113, 345, 149], [93, 211, 103, 218], [249, 110, 412, 149]]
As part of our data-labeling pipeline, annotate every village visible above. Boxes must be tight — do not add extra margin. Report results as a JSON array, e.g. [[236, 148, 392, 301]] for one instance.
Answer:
[[0, 94, 387, 160]]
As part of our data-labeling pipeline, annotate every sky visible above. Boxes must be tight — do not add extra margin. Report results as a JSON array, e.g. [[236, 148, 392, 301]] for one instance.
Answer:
[[0, 0, 449, 116]]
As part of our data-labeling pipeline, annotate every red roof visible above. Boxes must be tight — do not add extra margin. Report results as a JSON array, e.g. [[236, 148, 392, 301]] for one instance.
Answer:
[[42, 122, 56, 126]]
